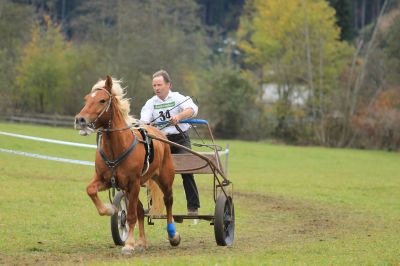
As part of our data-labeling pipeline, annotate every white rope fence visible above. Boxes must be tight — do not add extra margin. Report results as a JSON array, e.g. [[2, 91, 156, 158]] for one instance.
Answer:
[[0, 148, 94, 166], [0, 131, 96, 148], [0, 131, 95, 165], [0, 131, 228, 166]]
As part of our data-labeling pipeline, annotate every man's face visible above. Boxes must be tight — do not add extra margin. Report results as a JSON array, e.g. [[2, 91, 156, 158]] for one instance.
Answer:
[[152, 76, 170, 100]]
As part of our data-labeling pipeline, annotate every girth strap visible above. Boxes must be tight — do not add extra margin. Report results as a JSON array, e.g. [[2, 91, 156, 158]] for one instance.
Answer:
[[138, 128, 153, 176]]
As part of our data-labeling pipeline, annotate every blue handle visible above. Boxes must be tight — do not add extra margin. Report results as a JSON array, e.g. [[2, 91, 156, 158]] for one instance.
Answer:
[[153, 119, 209, 126], [179, 119, 209, 125]]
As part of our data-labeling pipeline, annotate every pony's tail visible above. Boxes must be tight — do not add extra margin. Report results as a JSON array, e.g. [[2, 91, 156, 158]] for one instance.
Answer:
[[147, 179, 165, 215]]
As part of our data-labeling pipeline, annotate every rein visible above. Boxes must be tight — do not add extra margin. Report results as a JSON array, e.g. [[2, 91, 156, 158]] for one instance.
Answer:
[[99, 124, 139, 133]]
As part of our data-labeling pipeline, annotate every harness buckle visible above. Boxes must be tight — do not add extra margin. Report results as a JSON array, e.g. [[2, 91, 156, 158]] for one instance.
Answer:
[[111, 175, 119, 195], [107, 161, 116, 168]]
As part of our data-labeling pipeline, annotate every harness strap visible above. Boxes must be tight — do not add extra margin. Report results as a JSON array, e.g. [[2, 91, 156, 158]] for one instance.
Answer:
[[98, 131, 139, 189], [138, 128, 151, 176], [99, 132, 138, 169]]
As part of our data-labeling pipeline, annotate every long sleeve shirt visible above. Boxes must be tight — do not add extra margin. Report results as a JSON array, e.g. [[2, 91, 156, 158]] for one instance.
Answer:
[[140, 90, 198, 135]]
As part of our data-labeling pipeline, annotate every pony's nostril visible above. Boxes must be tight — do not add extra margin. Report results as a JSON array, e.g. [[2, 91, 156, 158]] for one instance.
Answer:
[[79, 117, 86, 125], [74, 117, 79, 125]]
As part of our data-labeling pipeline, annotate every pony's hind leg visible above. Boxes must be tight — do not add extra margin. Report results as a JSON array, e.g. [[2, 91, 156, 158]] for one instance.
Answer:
[[86, 174, 116, 216], [122, 178, 140, 254], [135, 199, 147, 251]]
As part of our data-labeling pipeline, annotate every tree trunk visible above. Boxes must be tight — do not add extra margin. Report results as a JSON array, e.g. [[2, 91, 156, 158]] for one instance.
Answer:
[[338, 39, 363, 147], [318, 38, 326, 145], [343, 0, 389, 147]]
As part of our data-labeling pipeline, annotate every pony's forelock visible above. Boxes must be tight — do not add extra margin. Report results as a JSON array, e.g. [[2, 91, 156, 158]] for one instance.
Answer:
[[91, 78, 137, 125]]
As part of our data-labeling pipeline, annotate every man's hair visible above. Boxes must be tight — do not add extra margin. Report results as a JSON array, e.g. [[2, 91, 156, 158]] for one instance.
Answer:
[[153, 69, 171, 83]]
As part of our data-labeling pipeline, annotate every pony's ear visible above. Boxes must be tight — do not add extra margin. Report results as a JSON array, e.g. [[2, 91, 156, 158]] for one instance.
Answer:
[[105, 75, 112, 93]]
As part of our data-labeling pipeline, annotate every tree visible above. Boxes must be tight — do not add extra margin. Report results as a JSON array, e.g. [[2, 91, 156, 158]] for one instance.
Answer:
[[337, 0, 391, 147], [342, 2, 400, 149], [239, 0, 353, 145], [201, 67, 261, 139], [68, 0, 210, 115], [352, 88, 400, 150], [15, 16, 75, 113], [328, 0, 355, 40], [383, 14, 400, 85], [197, 0, 245, 33], [0, 1, 35, 112]]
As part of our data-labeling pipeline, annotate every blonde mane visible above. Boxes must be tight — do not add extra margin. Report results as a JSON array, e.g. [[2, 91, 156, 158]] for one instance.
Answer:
[[91, 78, 137, 125]]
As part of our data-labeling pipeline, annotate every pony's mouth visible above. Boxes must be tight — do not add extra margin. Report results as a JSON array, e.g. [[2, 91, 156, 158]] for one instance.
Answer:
[[79, 127, 95, 136], [74, 116, 95, 136]]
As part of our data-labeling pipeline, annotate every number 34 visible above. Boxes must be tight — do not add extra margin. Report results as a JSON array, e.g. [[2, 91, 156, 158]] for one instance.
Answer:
[[159, 110, 171, 121]]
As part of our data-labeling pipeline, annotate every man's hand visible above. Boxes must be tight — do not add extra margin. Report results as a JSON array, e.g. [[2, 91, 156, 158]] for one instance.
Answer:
[[170, 115, 180, 125], [170, 108, 194, 125]]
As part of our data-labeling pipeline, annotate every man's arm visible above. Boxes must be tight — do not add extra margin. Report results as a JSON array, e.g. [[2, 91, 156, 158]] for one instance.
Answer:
[[140, 99, 154, 124], [170, 108, 195, 125], [170, 93, 198, 125]]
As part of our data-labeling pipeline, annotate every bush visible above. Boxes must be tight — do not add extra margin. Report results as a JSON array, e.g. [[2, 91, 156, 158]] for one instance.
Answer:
[[201, 68, 264, 140], [352, 88, 400, 150]]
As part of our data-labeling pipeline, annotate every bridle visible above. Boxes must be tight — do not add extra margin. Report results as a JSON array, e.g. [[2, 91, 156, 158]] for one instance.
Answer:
[[87, 87, 113, 131], [88, 87, 138, 133]]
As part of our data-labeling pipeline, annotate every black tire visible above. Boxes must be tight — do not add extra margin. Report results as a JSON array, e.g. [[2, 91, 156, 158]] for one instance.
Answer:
[[111, 191, 129, 246], [214, 194, 235, 246]]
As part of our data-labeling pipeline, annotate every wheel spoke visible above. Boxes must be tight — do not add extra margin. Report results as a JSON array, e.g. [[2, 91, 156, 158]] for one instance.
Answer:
[[118, 223, 129, 240], [224, 214, 232, 222], [117, 207, 128, 240]]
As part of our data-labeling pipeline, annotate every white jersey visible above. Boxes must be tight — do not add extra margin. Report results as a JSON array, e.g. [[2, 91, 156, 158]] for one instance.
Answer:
[[140, 91, 198, 135]]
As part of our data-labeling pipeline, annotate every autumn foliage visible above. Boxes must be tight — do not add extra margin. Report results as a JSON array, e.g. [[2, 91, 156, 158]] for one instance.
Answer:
[[352, 88, 400, 149]]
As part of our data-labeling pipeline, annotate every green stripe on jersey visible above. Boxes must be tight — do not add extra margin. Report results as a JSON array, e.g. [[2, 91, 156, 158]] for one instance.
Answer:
[[154, 101, 175, 109]]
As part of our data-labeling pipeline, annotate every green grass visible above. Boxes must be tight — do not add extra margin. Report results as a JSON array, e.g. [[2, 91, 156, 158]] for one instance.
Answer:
[[0, 121, 399, 265]]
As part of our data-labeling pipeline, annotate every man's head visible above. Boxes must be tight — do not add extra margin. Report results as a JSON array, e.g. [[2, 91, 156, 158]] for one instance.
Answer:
[[152, 70, 171, 100]]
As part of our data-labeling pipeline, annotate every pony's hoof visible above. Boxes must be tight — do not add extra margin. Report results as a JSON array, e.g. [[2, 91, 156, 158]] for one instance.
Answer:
[[168, 232, 181, 246], [121, 246, 135, 255], [104, 203, 117, 216], [134, 240, 147, 252], [134, 245, 146, 253]]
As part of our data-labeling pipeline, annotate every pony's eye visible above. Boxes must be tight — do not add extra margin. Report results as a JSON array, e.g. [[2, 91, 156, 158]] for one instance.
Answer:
[[100, 99, 106, 104]]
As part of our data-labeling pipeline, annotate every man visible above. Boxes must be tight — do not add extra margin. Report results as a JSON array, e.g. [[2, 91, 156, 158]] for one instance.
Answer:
[[140, 69, 200, 215]]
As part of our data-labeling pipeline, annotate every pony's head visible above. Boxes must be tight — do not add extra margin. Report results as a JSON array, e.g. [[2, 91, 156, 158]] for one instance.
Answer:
[[74, 75, 135, 136]]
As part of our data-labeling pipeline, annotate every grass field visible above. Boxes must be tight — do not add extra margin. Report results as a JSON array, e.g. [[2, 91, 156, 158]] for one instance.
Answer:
[[0, 121, 399, 265]]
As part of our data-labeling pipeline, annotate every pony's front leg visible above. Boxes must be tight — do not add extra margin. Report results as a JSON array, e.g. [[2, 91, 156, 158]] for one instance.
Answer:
[[121, 179, 141, 254], [86, 174, 116, 216]]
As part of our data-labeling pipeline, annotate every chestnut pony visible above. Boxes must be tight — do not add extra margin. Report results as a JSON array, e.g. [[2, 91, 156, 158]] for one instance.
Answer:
[[74, 76, 180, 254]]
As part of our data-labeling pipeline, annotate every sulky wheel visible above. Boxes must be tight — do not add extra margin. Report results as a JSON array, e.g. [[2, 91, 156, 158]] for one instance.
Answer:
[[111, 191, 129, 246], [214, 194, 235, 246]]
